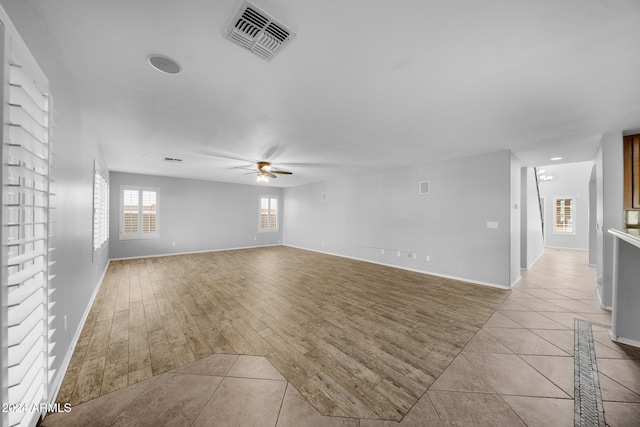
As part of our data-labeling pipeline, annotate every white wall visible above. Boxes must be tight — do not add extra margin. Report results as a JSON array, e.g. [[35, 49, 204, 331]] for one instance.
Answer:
[[538, 161, 593, 250], [0, 0, 110, 399], [520, 167, 545, 269], [283, 150, 516, 288], [596, 133, 624, 308], [510, 153, 521, 285], [109, 172, 283, 259]]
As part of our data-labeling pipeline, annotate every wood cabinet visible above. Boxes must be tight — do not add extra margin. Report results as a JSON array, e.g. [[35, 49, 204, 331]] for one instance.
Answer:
[[624, 134, 640, 210]]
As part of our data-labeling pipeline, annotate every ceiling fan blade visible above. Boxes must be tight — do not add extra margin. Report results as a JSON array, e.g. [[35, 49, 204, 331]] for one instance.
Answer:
[[275, 162, 340, 168], [243, 171, 258, 175], [268, 172, 278, 179], [271, 170, 292, 175], [202, 151, 256, 163], [261, 145, 285, 161]]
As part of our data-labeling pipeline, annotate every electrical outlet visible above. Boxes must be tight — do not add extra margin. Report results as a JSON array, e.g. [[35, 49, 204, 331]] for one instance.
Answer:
[[413, 253, 417, 260], [397, 251, 401, 257]]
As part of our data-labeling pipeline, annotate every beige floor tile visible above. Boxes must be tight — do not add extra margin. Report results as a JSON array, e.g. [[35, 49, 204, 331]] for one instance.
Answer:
[[227, 354, 286, 380], [111, 373, 222, 427], [530, 329, 574, 355], [499, 310, 569, 330], [430, 354, 495, 393], [484, 327, 569, 356], [428, 391, 525, 426], [42, 376, 159, 427], [484, 312, 523, 328], [463, 329, 513, 354], [519, 289, 569, 300], [463, 353, 569, 398], [170, 353, 238, 376], [498, 299, 530, 311], [520, 355, 574, 397], [600, 373, 640, 403], [502, 395, 573, 427], [598, 359, 640, 395], [603, 401, 640, 426], [506, 297, 568, 313], [546, 298, 607, 314], [277, 384, 358, 427], [193, 377, 287, 427]]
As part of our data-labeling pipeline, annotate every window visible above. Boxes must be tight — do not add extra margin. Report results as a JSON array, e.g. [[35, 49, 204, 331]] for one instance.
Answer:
[[93, 162, 109, 254], [554, 197, 575, 234], [259, 196, 278, 232], [120, 186, 159, 239]]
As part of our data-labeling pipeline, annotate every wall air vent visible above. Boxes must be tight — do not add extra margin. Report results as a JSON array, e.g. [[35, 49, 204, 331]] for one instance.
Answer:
[[225, 1, 295, 61]]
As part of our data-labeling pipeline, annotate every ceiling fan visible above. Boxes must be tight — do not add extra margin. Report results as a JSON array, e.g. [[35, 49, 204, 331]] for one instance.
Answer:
[[246, 161, 292, 182]]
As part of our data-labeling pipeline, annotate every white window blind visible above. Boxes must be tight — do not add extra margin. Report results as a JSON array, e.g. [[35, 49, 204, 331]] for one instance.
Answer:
[[554, 197, 575, 234], [93, 163, 109, 253], [259, 196, 278, 232], [119, 186, 159, 239], [2, 17, 55, 427]]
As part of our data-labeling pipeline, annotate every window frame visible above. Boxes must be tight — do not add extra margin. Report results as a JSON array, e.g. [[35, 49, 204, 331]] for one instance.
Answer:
[[119, 185, 160, 240], [259, 195, 279, 233], [553, 196, 576, 235]]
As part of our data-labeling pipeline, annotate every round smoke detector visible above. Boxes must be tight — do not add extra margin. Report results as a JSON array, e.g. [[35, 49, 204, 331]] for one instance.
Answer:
[[148, 54, 181, 74]]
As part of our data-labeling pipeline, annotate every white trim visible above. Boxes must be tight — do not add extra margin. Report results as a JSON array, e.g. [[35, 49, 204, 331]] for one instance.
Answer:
[[47, 260, 110, 405], [109, 244, 282, 261], [609, 332, 640, 349], [544, 245, 588, 251], [521, 249, 545, 271], [596, 286, 612, 310], [283, 244, 512, 290], [510, 275, 522, 289]]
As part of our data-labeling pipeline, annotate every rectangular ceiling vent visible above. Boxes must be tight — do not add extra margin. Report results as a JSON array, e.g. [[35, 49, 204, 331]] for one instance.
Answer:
[[419, 181, 430, 195], [225, 1, 295, 61]]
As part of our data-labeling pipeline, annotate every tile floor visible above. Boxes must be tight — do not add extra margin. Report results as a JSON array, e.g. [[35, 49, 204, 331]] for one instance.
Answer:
[[42, 249, 640, 426]]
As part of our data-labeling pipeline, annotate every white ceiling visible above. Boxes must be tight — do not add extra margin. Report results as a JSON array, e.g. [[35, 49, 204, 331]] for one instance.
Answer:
[[34, 0, 640, 187]]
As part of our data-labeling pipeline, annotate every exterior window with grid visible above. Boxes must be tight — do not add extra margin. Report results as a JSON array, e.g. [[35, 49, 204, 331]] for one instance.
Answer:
[[259, 196, 278, 232], [554, 196, 575, 235], [120, 186, 159, 239]]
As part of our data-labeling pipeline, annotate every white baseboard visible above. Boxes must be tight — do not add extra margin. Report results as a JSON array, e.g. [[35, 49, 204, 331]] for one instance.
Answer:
[[48, 260, 111, 405], [522, 249, 545, 271], [283, 245, 511, 290], [109, 244, 282, 261], [544, 245, 589, 251], [609, 332, 640, 349]]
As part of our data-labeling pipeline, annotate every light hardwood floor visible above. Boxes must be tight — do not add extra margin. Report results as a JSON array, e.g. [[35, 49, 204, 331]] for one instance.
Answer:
[[57, 246, 509, 421]]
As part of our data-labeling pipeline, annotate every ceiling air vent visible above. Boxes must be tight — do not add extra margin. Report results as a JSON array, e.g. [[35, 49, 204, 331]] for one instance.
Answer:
[[225, 1, 295, 61]]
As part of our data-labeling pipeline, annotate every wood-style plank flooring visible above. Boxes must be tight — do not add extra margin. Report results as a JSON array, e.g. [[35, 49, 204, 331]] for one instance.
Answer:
[[57, 246, 509, 421]]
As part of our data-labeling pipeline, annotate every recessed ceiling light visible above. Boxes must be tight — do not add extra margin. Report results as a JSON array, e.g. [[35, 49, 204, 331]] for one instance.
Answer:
[[148, 54, 181, 74], [550, 157, 563, 161]]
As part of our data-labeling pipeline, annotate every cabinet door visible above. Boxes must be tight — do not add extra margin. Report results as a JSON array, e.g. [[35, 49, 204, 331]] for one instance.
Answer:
[[624, 134, 640, 209]]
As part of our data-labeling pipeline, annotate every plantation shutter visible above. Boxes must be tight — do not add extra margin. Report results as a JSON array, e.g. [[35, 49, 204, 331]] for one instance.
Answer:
[[93, 163, 109, 252], [2, 14, 55, 427], [269, 197, 277, 230], [554, 198, 573, 233]]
